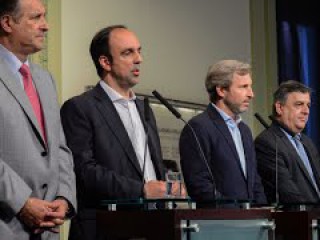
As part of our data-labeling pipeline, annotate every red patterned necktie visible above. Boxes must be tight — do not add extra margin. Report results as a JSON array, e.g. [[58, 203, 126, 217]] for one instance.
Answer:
[[19, 64, 46, 141]]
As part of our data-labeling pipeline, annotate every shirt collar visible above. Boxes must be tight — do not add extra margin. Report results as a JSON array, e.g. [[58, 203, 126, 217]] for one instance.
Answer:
[[211, 103, 242, 125], [99, 80, 136, 103], [272, 118, 300, 138], [0, 44, 29, 73], [281, 127, 301, 141]]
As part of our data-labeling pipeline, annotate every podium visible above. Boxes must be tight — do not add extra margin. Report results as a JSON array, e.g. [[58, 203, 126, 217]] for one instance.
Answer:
[[97, 199, 274, 240], [273, 206, 320, 240]]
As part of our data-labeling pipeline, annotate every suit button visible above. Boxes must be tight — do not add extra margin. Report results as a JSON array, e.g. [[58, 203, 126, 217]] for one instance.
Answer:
[[41, 151, 48, 157], [42, 184, 48, 189]]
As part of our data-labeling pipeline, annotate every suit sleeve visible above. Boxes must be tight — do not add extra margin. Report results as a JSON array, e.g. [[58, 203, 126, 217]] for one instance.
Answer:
[[255, 134, 303, 203], [47, 73, 77, 212], [0, 159, 32, 214], [179, 121, 216, 202], [61, 98, 144, 201], [252, 160, 267, 204], [56, 123, 77, 213]]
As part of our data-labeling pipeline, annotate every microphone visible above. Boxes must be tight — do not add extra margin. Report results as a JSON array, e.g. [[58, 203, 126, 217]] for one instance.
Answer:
[[141, 97, 150, 196], [254, 113, 269, 129], [152, 90, 218, 199], [144, 97, 150, 122], [254, 113, 279, 207], [152, 90, 182, 119]]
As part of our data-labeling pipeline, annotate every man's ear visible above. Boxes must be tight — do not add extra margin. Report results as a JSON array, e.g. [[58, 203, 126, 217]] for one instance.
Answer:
[[99, 55, 111, 72], [0, 15, 14, 34], [275, 101, 283, 116], [216, 86, 226, 98]]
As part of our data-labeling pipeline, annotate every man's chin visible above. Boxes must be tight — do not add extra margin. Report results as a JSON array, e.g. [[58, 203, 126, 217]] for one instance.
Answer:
[[28, 45, 44, 55], [128, 78, 139, 88], [238, 107, 249, 114]]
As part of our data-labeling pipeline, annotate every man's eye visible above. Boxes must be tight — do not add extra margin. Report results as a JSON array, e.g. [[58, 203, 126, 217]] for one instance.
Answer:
[[122, 50, 133, 56]]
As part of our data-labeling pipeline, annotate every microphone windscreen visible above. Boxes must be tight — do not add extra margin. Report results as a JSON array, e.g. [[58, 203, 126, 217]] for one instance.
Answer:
[[144, 97, 150, 122], [152, 90, 181, 119], [254, 113, 269, 129]]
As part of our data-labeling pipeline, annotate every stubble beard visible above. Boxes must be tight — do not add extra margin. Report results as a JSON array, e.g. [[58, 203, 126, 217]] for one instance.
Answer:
[[224, 99, 248, 115]]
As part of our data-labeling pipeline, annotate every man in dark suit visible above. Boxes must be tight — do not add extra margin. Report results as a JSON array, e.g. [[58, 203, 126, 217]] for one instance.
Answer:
[[61, 25, 184, 240], [255, 80, 320, 204], [180, 60, 266, 205]]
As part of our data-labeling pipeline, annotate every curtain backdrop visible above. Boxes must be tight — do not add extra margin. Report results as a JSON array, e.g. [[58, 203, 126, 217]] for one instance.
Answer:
[[276, 0, 320, 148]]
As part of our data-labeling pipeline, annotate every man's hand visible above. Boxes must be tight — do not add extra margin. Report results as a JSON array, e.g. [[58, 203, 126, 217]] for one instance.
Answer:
[[19, 198, 56, 230], [143, 180, 167, 198], [20, 198, 70, 234], [171, 182, 187, 198], [45, 198, 69, 224]]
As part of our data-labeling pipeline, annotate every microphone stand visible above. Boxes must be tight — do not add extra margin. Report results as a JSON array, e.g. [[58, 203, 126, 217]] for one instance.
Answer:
[[268, 116, 280, 209], [152, 90, 218, 201]]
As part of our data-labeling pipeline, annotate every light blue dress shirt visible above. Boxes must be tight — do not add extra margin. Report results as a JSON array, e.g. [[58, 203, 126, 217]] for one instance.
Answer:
[[212, 104, 247, 177], [0, 43, 29, 88], [281, 128, 319, 195]]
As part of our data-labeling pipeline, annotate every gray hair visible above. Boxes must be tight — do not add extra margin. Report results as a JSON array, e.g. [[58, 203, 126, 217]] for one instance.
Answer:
[[205, 60, 251, 103]]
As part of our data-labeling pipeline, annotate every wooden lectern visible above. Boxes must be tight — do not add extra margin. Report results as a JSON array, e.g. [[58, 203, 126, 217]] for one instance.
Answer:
[[97, 208, 273, 240]]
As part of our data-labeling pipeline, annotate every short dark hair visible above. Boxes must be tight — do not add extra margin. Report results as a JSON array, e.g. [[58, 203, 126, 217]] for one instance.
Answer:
[[0, 0, 21, 35], [89, 25, 127, 78], [0, 0, 20, 17], [272, 80, 312, 117]]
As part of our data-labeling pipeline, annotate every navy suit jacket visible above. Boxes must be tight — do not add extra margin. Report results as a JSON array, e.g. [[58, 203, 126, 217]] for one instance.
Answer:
[[255, 122, 320, 204], [179, 104, 266, 204], [61, 84, 164, 240]]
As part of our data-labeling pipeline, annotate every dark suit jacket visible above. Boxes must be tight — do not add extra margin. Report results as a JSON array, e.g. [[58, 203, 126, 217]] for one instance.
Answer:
[[255, 122, 320, 204], [179, 104, 266, 204], [60, 84, 164, 240]]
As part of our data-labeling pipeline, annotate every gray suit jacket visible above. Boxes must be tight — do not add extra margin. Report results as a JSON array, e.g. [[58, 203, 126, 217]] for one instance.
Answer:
[[0, 58, 76, 240]]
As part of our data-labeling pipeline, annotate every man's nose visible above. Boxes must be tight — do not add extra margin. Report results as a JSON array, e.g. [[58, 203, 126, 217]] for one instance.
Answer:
[[134, 52, 143, 63], [248, 88, 254, 98], [41, 17, 49, 32]]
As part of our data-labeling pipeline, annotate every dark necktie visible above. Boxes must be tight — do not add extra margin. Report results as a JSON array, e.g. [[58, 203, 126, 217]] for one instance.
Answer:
[[19, 64, 46, 141]]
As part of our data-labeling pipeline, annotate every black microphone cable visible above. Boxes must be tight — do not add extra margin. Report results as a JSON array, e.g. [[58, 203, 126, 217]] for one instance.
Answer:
[[152, 90, 218, 199]]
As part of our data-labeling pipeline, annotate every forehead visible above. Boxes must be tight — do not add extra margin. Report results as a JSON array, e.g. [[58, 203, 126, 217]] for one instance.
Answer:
[[19, 0, 45, 14], [286, 91, 311, 103], [109, 29, 140, 50], [230, 72, 252, 85]]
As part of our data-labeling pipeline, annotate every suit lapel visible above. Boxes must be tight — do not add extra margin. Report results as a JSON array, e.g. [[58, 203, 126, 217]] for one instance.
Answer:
[[207, 105, 247, 179], [300, 136, 320, 193], [238, 123, 253, 184], [135, 99, 163, 178], [92, 85, 142, 177], [0, 60, 46, 150], [30, 64, 50, 148], [273, 126, 317, 190]]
